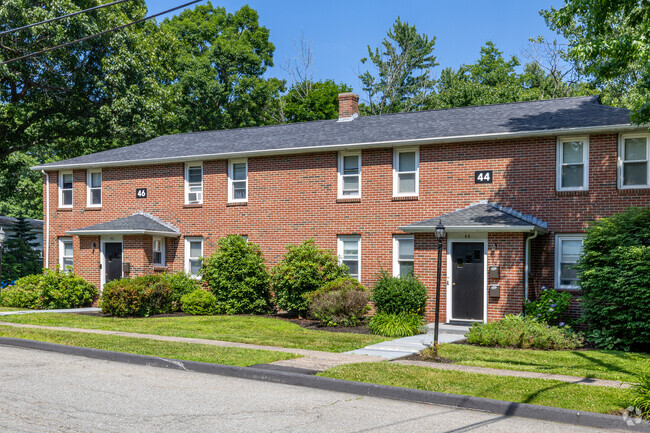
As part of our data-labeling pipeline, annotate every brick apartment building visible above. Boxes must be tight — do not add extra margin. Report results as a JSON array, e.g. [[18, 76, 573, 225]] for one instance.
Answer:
[[32, 94, 649, 323]]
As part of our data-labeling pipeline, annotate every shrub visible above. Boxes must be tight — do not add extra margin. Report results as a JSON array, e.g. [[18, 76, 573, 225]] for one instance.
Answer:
[[525, 286, 572, 325], [576, 206, 650, 351], [466, 314, 584, 350], [201, 235, 272, 314], [371, 271, 427, 315], [159, 271, 201, 311], [306, 277, 370, 326], [368, 311, 423, 337], [271, 239, 348, 315], [0, 269, 97, 309], [181, 289, 218, 315], [630, 371, 650, 420], [100, 275, 172, 317]]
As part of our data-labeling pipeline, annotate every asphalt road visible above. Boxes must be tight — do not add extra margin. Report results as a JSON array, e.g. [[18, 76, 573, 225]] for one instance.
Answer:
[[0, 345, 619, 433]]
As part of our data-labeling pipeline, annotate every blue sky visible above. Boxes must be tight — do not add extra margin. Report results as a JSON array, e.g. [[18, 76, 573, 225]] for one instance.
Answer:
[[146, 1, 566, 97]]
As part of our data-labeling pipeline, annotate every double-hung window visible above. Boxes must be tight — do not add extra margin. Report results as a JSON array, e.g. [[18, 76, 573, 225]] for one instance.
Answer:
[[153, 237, 165, 266], [393, 148, 419, 197], [185, 237, 203, 278], [338, 235, 360, 280], [620, 134, 649, 188], [338, 152, 361, 198], [59, 171, 73, 208], [557, 137, 588, 191], [393, 235, 414, 277], [185, 163, 203, 204], [59, 237, 73, 272], [228, 159, 248, 202], [87, 169, 102, 207], [555, 235, 584, 289]]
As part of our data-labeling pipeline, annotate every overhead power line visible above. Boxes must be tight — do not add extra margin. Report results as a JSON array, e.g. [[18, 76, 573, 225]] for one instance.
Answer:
[[0, 0, 133, 37], [0, 0, 204, 66]]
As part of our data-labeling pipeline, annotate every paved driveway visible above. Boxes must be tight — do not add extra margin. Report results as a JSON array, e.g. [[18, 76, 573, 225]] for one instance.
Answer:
[[0, 345, 621, 433]]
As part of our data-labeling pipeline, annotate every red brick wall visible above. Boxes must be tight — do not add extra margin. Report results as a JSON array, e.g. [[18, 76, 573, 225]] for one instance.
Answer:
[[42, 133, 650, 320]]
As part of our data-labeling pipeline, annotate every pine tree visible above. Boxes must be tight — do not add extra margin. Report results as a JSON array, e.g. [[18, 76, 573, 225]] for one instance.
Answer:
[[2, 215, 42, 282]]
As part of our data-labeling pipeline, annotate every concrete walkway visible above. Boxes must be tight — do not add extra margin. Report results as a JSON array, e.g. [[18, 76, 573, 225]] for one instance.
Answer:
[[0, 307, 101, 316]]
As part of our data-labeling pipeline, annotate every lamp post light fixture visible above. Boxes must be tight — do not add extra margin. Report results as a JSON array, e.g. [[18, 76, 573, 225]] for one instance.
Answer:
[[433, 220, 446, 360], [0, 227, 5, 282]]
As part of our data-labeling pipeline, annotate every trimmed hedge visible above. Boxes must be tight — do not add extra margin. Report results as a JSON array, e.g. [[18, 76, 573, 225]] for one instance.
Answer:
[[100, 275, 173, 317], [0, 269, 97, 309], [306, 277, 369, 326], [371, 271, 427, 315], [181, 289, 218, 315]]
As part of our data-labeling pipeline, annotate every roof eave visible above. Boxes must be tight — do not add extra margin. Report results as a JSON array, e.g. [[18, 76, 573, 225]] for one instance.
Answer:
[[31, 123, 643, 171], [398, 225, 548, 234], [66, 229, 180, 237]]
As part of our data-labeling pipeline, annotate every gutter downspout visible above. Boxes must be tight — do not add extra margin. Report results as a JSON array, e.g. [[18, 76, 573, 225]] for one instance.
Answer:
[[41, 170, 50, 269], [524, 230, 539, 312]]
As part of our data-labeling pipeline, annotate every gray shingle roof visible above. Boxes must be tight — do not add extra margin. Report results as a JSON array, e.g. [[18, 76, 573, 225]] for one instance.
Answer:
[[399, 202, 548, 233], [34, 96, 632, 170], [67, 212, 179, 237], [0, 216, 43, 230]]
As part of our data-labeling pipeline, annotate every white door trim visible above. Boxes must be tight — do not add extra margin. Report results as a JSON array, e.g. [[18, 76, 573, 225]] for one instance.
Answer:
[[446, 233, 488, 324], [100, 235, 123, 290]]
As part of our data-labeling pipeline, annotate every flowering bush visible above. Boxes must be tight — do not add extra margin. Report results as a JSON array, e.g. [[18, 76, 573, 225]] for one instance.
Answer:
[[525, 286, 572, 326]]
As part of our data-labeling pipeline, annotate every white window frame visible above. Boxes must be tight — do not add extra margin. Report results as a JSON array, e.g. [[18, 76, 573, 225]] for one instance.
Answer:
[[58, 237, 73, 272], [619, 133, 650, 189], [86, 169, 102, 207], [184, 162, 203, 204], [337, 151, 362, 199], [152, 236, 165, 267], [228, 158, 248, 203], [393, 147, 419, 197], [555, 234, 585, 290], [337, 235, 361, 281], [58, 171, 73, 208], [393, 235, 415, 277], [556, 136, 589, 191], [184, 237, 203, 278]]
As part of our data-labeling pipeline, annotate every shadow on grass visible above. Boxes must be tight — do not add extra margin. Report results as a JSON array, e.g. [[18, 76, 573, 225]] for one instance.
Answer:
[[572, 350, 635, 379]]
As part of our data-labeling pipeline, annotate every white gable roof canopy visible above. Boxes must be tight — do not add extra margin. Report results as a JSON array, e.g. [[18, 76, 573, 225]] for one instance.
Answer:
[[399, 202, 548, 234], [66, 212, 180, 237]]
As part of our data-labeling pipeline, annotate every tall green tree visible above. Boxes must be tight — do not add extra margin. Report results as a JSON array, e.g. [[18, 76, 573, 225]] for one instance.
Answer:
[[541, 0, 650, 123], [279, 80, 352, 123], [359, 17, 437, 115], [1, 215, 42, 283]]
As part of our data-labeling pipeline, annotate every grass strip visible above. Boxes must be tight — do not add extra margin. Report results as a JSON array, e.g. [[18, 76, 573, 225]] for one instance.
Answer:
[[437, 344, 648, 383], [319, 362, 629, 415], [0, 313, 388, 353], [0, 307, 25, 312], [0, 325, 298, 367]]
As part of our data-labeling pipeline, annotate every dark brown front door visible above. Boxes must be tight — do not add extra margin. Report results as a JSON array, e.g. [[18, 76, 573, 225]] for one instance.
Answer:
[[104, 242, 122, 284], [451, 242, 484, 321]]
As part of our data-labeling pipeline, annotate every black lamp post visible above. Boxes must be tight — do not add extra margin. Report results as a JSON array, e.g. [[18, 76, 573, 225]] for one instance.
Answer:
[[433, 220, 446, 359], [0, 227, 5, 282]]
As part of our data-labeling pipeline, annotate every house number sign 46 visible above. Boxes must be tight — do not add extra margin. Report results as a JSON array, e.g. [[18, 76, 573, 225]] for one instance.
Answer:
[[136, 188, 147, 198], [475, 170, 493, 184]]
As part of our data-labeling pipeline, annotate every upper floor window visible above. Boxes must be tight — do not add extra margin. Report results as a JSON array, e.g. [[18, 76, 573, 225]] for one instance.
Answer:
[[153, 237, 165, 266], [338, 235, 360, 280], [228, 159, 248, 202], [185, 237, 203, 278], [87, 169, 102, 207], [620, 134, 649, 188], [185, 163, 203, 204], [338, 152, 361, 198], [555, 234, 584, 289], [393, 148, 419, 197], [393, 235, 414, 277], [59, 171, 73, 208], [557, 137, 588, 191], [59, 237, 73, 272]]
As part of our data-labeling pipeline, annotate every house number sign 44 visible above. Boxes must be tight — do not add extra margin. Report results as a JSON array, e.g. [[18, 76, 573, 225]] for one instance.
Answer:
[[475, 170, 493, 184], [136, 188, 147, 198]]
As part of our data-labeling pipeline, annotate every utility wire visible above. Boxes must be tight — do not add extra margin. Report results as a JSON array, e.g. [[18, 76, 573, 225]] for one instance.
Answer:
[[0, 0, 204, 66], [0, 0, 133, 37]]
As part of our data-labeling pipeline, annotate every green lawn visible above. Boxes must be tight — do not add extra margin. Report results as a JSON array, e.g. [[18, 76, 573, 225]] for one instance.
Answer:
[[0, 313, 388, 352], [436, 344, 648, 383], [0, 307, 25, 312], [0, 325, 298, 366], [320, 363, 629, 415]]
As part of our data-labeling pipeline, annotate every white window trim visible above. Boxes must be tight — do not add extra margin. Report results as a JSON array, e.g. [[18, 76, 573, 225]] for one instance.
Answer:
[[618, 133, 650, 189], [86, 169, 102, 208], [184, 162, 203, 204], [184, 237, 203, 278], [228, 158, 248, 203], [556, 136, 589, 191], [58, 237, 73, 272], [58, 171, 73, 208], [555, 234, 585, 290], [393, 235, 414, 277], [337, 235, 361, 281], [337, 151, 362, 199], [152, 236, 165, 267], [393, 147, 419, 197]]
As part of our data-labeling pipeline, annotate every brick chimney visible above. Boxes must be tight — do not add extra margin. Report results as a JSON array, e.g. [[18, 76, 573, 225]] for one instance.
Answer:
[[338, 92, 359, 122]]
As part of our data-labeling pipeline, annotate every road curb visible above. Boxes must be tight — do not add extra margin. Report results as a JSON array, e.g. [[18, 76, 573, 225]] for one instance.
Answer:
[[1, 337, 647, 432]]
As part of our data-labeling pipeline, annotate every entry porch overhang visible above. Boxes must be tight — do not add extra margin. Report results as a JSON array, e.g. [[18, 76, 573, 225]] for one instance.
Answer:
[[398, 201, 548, 234], [66, 212, 180, 238]]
